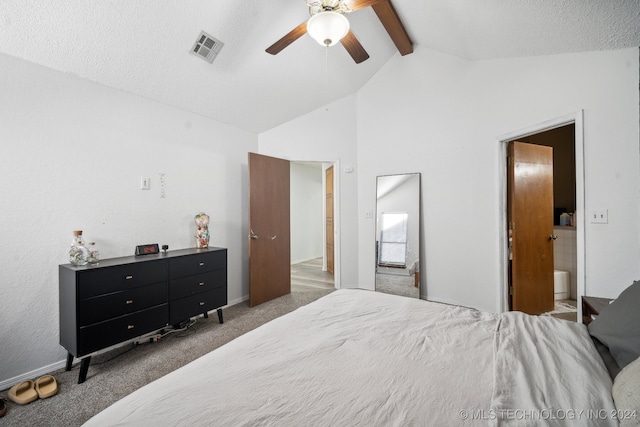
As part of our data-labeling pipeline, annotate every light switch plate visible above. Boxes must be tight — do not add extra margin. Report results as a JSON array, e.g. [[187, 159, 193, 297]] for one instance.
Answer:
[[141, 177, 150, 190]]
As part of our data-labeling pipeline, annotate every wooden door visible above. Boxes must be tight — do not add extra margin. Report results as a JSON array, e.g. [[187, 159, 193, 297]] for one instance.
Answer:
[[325, 166, 334, 275], [249, 153, 291, 307], [508, 141, 555, 315]]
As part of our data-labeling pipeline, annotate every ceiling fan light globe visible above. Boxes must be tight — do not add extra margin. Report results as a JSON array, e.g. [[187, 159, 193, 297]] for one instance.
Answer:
[[307, 11, 349, 47]]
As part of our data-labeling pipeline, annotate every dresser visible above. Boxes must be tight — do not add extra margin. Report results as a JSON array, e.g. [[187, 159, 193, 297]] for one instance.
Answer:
[[59, 247, 227, 383]]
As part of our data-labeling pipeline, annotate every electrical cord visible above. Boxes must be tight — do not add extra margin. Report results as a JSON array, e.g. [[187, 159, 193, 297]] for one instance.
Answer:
[[166, 318, 198, 338], [78, 319, 199, 368]]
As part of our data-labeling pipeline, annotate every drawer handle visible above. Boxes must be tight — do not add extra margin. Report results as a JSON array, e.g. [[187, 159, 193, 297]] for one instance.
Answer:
[[199, 262, 205, 266], [127, 325, 135, 330], [199, 282, 205, 286], [125, 300, 133, 305], [125, 275, 134, 280], [199, 302, 205, 306]]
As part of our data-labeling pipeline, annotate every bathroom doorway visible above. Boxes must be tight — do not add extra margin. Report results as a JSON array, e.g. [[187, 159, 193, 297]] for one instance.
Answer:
[[500, 114, 583, 322], [516, 124, 577, 320]]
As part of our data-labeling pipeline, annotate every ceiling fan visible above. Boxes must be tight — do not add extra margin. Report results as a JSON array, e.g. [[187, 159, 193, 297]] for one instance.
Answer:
[[266, 0, 412, 64]]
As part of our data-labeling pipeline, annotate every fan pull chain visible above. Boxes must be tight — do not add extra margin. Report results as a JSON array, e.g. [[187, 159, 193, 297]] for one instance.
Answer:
[[325, 46, 329, 111]]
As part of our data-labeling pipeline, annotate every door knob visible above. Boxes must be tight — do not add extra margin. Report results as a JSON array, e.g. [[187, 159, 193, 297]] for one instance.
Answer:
[[249, 229, 259, 240], [549, 234, 558, 241]]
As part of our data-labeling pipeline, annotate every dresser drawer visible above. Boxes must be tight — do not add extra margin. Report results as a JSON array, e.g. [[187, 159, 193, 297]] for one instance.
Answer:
[[169, 269, 226, 301], [78, 262, 167, 299], [77, 304, 168, 356], [169, 287, 227, 325], [79, 282, 167, 327], [169, 250, 226, 279]]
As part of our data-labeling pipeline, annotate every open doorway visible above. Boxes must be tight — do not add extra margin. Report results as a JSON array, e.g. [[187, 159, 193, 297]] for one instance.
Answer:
[[500, 112, 585, 322], [515, 125, 577, 321], [290, 161, 336, 291]]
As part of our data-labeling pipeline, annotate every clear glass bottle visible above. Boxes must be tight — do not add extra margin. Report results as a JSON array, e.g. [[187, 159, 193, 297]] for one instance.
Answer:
[[88, 242, 100, 265], [69, 230, 90, 266]]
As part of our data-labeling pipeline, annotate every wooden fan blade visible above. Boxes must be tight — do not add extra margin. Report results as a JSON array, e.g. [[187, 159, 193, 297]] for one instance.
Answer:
[[266, 22, 308, 55], [340, 31, 370, 63], [347, 0, 381, 11], [372, 0, 413, 56]]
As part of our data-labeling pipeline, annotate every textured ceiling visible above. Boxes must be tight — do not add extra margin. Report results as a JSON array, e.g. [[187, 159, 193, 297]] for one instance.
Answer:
[[1, 0, 639, 133]]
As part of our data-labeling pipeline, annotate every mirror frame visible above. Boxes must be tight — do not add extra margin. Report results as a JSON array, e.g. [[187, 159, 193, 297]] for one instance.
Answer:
[[374, 173, 421, 298]]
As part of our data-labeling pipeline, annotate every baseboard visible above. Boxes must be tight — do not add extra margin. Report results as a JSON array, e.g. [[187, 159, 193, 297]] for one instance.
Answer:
[[290, 256, 323, 265], [227, 294, 249, 306], [0, 359, 68, 392]]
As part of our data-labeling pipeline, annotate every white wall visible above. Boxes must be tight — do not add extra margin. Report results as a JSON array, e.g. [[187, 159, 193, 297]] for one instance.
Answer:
[[2, 44, 638, 386], [0, 53, 257, 385], [290, 163, 323, 264], [258, 96, 359, 287], [357, 46, 640, 312]]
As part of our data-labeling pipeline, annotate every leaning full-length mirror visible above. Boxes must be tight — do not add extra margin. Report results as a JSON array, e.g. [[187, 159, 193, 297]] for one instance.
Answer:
[[375, 173, 421, 298]]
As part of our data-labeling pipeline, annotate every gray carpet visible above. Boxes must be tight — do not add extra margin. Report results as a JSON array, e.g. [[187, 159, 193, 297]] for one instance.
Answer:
[[1, 284, 333, 426], [375, 272, 419, 298]]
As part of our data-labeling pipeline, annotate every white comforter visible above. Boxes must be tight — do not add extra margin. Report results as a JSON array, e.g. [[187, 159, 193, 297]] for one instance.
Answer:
[[84, 289, 616, 426]]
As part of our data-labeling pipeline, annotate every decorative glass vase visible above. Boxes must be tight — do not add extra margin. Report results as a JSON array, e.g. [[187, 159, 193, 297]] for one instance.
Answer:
[[69, 230, 90, 266], [88, 242, 100, 265], [194, 212, 210, 248]]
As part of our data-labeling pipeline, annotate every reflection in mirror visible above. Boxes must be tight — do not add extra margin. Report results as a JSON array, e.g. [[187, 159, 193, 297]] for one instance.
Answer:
[[375, 173, 420, 298]]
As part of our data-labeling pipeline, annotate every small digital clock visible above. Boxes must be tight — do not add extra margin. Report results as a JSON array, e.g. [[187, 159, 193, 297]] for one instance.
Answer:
[[135, 244, 160, 256]]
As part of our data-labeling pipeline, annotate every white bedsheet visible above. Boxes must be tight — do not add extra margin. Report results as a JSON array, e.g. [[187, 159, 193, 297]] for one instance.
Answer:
[[84, 289, 616, 426]]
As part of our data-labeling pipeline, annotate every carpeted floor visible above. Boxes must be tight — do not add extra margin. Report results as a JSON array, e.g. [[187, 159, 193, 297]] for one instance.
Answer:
[[375, 272, 419, 298], [0, 283, 333, 426]]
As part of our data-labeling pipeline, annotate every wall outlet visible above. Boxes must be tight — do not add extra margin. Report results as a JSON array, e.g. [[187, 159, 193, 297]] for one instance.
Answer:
[[590, 209, 608, 224]]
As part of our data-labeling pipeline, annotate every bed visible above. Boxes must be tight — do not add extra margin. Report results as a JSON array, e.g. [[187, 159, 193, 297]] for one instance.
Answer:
[[84, 287, 640, 426]]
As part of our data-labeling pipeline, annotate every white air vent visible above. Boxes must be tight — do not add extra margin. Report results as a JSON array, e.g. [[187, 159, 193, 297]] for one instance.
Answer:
[[190, 31, 224, 64]]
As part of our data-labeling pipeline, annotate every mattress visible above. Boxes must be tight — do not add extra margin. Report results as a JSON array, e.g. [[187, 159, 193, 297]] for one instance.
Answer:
[[84, 289, 616, 426]]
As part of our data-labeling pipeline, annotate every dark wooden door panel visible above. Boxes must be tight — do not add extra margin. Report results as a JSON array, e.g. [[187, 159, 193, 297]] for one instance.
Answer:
[[508, 141, 555, 315], [249, 153, 291, 307]]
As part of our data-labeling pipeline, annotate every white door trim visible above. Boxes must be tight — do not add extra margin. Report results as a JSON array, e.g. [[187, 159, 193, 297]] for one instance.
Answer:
[[497, 111, 585, 317]]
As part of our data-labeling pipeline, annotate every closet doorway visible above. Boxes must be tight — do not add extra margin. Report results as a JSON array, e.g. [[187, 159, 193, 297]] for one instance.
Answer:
[[290, 161, 336, 291], [500, 113, 584, 321]]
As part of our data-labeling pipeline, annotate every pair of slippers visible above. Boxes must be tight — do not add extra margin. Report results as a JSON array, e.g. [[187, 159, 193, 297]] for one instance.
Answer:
[[8, 375, 58, 405]]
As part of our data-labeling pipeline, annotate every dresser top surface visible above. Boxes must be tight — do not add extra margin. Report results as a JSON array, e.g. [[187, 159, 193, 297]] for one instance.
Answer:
[[60, 247, 227, 271]]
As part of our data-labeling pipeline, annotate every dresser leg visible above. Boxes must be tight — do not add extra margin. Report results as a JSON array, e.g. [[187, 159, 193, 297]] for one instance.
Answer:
[[217, 308, 224, 324], [78, 357, 91, 384], [65, 353, 74, 371]]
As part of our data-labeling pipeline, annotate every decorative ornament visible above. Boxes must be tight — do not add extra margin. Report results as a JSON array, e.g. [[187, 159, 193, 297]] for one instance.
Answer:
[[194, 212, 210, 248]]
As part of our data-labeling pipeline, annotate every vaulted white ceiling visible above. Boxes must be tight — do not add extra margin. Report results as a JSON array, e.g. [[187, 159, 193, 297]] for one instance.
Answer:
[[1, 1, 639, 133]]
